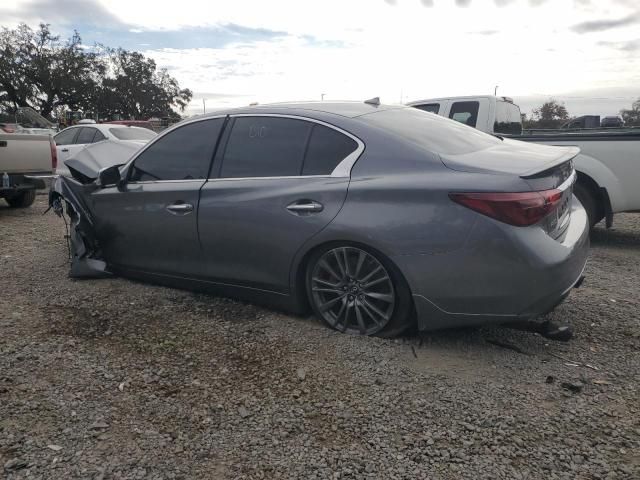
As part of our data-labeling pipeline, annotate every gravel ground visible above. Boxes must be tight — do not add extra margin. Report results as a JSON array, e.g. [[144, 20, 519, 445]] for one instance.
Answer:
[[1, 197, 639, 480]]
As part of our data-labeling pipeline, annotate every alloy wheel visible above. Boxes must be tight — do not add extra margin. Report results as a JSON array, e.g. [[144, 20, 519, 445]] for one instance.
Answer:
[[310, 247, 396, 335]]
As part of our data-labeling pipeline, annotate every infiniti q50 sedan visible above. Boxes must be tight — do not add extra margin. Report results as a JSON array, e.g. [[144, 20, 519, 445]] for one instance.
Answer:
[[49, 101, 589, 337]]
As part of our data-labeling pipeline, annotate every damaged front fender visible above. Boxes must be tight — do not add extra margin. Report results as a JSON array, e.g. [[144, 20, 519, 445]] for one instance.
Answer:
[[49, 176, 110, 278]]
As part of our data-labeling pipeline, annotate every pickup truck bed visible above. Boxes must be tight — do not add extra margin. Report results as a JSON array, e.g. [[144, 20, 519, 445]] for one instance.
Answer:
[[0, 133, 54, 208]]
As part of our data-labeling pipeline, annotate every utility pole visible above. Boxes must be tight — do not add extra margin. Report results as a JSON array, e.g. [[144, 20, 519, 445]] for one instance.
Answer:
[[203, 99, 206, 114], [321, 93, 326, 101], [494, 85, 499, 96]]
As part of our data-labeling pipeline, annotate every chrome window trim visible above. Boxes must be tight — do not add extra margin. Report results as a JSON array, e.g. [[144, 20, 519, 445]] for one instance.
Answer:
[[124, 115, 228, 185], [124, 113, 365, 185], [228, 113, 364, 178]]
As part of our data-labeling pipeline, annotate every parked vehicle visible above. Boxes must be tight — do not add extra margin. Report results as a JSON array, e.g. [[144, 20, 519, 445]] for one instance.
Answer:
[[54, 124, 156, 177], [49, 102, 589, 337], [407, 95, 640, 227], [600, 116, 624, 128], [1, 132, 55, 207], [561, 115, 600, 129], [103, 120, 156, 131]]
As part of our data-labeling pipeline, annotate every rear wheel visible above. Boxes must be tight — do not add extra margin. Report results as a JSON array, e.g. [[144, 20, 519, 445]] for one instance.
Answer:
[[306, 245, 412, 337], [574, 182, 602, 228], [6, 190, 36, 208]]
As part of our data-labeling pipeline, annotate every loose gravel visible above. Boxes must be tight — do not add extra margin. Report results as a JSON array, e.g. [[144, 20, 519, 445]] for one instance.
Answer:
[[1, 197, 639, 479]]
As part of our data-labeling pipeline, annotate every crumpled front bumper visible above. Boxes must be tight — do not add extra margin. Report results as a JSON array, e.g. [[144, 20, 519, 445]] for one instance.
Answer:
[[49, 176, 109, 278]]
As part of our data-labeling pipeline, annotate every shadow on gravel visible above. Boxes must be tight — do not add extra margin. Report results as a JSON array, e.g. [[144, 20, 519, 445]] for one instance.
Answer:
[[590, 226, 639, 250]]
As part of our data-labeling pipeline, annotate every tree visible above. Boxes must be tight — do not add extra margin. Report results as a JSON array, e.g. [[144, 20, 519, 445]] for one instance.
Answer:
[[0, 24, 103, 118], [0, 23, 192, 121], [530, 99, 569, 129], [620, 98, 640, 126], [94, 48, 192, 120]]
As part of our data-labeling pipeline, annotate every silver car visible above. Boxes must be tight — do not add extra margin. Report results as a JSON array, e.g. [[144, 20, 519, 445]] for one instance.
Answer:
[[50, 102, 589, 337]]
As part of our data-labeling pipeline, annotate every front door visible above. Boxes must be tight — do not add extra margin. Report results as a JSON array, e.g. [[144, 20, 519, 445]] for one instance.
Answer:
[[198, 115, 361, 293], [89, 117, 225, 277]]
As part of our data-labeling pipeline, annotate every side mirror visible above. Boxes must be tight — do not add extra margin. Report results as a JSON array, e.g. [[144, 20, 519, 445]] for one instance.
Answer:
[[97, 165, 122, 188]]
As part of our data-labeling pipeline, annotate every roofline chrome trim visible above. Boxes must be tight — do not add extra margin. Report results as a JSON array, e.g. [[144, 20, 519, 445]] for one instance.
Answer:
[[229, 113, 364, 178]]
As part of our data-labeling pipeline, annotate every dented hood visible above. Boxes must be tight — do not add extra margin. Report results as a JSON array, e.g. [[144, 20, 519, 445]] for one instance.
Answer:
[[64, 141, 144, 180], [439, 138, 579, 177]]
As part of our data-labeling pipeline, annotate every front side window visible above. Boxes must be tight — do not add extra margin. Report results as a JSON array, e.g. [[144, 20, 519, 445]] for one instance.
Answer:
[[129, 118, 224, 182], [449, 101, 479, 127], [494, 101, 523, 135], [54, 128, 79, 146], [220, 117, 312, 178], [414, 103, 440, 114]]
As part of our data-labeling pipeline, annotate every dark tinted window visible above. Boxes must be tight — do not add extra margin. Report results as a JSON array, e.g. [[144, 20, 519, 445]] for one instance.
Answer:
[[414, 103, 440, 114], [220, 117, 312, 178], [362, 107, 501, 155], [130, 118, 223, 181], [93, 129, 106, 142], [494, 101, 523, 135], [54, 128, 79, 146], [76, 127, 98, 144], [449, 101, 479, 127], [302, 124, 358, 175]]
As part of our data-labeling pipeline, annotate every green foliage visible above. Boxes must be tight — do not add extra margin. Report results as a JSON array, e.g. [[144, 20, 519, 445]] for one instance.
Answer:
[[528, 99, 570, 129], [620, 98, 640, 126], [0, 23, 192, 121]]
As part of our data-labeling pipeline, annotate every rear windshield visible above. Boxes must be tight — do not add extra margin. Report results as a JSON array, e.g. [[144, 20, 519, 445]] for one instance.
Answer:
[[494, 101, 523, 135], [109, 127, 157, 141], [362, 107, 501, 155]]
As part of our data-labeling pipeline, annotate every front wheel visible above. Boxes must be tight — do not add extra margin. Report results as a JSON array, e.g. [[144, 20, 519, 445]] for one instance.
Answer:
[[306, 245, 413, 337], [6, 190, 36, 208]]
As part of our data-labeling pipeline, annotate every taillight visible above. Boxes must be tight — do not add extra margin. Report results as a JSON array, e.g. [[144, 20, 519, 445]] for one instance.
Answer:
[[449, 189, 563, 226], [50, 136, 58, 170]]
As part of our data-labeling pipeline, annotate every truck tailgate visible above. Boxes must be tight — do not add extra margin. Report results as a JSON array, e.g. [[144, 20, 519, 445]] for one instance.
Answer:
[[0, 133, 53, 173]]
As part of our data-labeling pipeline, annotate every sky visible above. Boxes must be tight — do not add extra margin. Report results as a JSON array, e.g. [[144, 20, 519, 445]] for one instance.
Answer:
[[1, 0, 639, 117]]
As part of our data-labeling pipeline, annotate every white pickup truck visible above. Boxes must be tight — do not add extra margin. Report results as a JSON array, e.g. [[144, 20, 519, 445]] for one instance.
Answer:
[[407, 95, 640, 227], [0, 133, 55, 208]]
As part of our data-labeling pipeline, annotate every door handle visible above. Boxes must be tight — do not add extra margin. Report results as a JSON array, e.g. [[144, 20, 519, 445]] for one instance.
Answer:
[[286, 200, 324, 214], [166, 203, 194, 215], [61, 148, 69, 152]]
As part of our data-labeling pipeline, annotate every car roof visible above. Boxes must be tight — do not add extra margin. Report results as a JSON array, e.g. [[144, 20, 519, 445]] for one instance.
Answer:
[[192, 101, 405, 120]]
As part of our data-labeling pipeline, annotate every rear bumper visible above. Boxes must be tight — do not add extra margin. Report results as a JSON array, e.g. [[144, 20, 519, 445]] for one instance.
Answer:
[[0, 172, 52, 194], [393, 195, 590, 331]]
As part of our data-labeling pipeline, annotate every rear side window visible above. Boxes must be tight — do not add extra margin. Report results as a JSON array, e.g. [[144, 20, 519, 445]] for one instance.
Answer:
[[76, 127, 98, 144], [302, 125, 358, 175], [220, 117, 312, 178], [414, 103, 440, 114], [129, 118, 224, 181], [449, 101, 479, 127], [494, 101, 523, 135], [362, 107, 501, 155], [54, 128, 79, 146]]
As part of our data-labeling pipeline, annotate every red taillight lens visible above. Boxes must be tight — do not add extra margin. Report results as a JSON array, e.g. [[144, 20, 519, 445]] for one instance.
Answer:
[[449, 189, 563, 226], [50, 136, 58, 170]]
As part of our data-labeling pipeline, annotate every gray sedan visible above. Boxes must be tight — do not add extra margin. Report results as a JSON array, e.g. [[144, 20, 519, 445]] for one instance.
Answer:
[[50, 102, 589, 337]]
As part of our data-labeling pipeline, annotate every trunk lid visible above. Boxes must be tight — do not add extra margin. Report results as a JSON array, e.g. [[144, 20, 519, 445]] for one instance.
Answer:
[[439, 138, 579, 178]]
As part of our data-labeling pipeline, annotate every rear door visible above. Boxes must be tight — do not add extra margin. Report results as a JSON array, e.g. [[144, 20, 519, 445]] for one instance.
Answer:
[[54, 127, 80, 164], [197, 115, 362, 293], [89, 117, 225, 277]]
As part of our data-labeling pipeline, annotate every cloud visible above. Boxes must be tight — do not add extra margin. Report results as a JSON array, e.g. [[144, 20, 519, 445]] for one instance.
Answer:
[[470, 30, 499, 35], [0, 0, 124, 28], [494, 0, 516, 6], [571, 12, 640, 33], [598, 39, 640, 52], [420, 0, 434, 6], [455, 0, 472, 6]]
